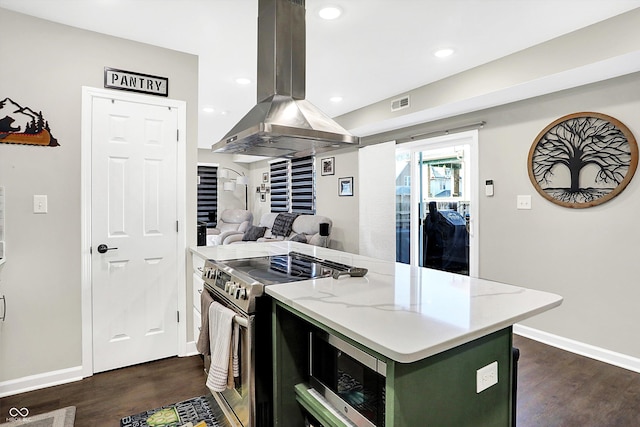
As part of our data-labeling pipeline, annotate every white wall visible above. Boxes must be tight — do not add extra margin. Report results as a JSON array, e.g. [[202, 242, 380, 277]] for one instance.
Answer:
[[0, 9, 198, 386], [358, 142, 396, 261], [474, 74, 640, 359], [316, 149, 359, 253]]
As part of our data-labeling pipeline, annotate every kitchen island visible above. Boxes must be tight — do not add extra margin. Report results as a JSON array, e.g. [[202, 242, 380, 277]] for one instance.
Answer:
[[190, 242, 562, 426]]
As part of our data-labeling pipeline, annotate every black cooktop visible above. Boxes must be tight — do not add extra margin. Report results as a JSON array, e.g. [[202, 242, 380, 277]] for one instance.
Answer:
[[221, 252, 335, 285]]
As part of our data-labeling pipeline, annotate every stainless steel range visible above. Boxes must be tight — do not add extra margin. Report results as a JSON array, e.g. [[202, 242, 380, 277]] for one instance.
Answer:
[[200, 251, 367, 427]]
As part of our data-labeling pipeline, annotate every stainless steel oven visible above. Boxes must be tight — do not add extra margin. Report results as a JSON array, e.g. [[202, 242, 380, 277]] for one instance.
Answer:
[[308, 330, 387, 427], [200, 251, 368, 427], [202, 262, 272, 427]]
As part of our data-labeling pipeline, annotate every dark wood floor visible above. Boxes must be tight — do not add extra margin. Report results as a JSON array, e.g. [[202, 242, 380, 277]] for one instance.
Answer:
[[0, 355, 209, 427], [1, 336, 639, 426], [514, 335, 640, 427]]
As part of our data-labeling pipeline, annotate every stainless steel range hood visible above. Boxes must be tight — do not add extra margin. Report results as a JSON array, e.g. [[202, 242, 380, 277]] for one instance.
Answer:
[[212, 0, 359, 158]]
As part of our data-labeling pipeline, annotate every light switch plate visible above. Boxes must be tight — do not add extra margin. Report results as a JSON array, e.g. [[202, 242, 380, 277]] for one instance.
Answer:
[[517, 195, 532, 210], [33, 195, 48, 214]]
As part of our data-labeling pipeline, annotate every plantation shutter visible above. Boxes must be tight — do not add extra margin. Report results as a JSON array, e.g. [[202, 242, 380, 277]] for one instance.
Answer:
[[197, 165, 217, 227], [270, 160, 289, 212], [291, 156, 315, 214]]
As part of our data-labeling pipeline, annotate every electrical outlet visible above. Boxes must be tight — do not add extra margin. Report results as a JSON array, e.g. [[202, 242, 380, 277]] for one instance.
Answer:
[[477, 361, 498, 393]]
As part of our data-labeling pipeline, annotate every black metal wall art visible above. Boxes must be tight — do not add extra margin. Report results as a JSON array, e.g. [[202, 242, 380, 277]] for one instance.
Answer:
[[528, 112, 637, 208], [0, 97, 59, 146]]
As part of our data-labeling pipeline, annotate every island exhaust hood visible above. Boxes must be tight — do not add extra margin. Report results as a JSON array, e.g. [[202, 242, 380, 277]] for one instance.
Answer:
[[211, 0, 360, 158]]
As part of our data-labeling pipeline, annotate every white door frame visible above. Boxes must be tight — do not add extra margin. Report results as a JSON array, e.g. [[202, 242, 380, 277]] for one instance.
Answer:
[[399, 130, 479, 277], [80, 86, 187, 377]]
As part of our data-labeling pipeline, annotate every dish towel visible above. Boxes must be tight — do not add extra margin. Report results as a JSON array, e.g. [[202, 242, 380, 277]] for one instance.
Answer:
[[206, 301, 236, 392], [196, 289, 215, 355]]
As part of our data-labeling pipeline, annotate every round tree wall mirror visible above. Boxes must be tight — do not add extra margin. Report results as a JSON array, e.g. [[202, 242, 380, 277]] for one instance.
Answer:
[[528, 112, 638, 208]]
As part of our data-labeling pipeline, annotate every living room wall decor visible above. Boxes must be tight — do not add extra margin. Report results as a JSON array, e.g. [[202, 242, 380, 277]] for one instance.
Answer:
[[0, 97, 59, 146], [528, 112, 637, 208]]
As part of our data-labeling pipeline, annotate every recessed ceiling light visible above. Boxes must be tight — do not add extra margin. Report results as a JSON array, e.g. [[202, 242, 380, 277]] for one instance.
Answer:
[[235, 77, 251, 85], [319, 6, 342, 20], [330, 96, 343, 103], [434, 48, 455, 58], [202, 107, 215, 113]]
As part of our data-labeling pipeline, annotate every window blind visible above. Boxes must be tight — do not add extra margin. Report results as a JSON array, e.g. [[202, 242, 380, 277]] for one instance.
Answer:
[[270, 160, 289, 212], [291, 156, 315, 214], [197, 165, 217, 227]]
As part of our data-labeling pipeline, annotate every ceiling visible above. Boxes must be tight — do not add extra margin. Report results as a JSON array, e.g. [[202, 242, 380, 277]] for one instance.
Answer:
[[2, 0, 639, 149]]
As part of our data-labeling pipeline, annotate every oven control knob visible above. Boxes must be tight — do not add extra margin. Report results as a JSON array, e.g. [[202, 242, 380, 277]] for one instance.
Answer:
[[237, 287, 248, 300], [224, 281, 231, 292], [229, 283, 238, 295]]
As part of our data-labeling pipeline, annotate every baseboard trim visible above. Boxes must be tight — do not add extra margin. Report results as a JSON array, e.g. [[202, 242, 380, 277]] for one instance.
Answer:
[[514, 324, 640, 373], [0, 365, 83, 398]]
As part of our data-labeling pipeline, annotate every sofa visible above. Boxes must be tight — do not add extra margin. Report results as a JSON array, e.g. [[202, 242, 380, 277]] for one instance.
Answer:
[[206, 209, 253, 246], [224, 212, 332, 247]]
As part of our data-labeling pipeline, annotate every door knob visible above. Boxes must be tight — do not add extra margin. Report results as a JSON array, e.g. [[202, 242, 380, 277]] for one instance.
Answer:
[[97, 244, 118, 254]]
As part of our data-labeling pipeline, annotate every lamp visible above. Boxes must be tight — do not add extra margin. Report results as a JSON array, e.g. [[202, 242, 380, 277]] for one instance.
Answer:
[[220, 167, 249, 210]]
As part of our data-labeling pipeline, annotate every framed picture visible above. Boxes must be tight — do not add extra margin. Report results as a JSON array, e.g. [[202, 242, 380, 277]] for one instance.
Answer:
[[262, 172, 269, 182], [260, 193, 266, 202], [260, 183, 266, 192], [338, 176, 354, 197], [320, 157, 335, 176]]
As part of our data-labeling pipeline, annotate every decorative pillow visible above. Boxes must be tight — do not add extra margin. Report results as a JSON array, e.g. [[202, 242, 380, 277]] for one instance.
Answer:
[[290, 233, 308, 243], [242, 226, 267, 241]]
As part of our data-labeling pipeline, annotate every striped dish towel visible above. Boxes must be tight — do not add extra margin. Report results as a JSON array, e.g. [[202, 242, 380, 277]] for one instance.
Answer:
[[206, 302, 236, 392]]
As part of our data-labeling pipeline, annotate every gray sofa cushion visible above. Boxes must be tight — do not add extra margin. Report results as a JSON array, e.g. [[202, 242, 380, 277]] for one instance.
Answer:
[[242, 225, 267, 241], [290, 233, 308, 243]]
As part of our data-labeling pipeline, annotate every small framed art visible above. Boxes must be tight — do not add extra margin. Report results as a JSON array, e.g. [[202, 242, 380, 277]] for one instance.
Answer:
[[338, 176, 353, 196], [320, 157, 335, 176]]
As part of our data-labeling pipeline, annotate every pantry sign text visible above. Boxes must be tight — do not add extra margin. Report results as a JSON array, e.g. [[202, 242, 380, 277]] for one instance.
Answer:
[[104, 67, 168, 97]]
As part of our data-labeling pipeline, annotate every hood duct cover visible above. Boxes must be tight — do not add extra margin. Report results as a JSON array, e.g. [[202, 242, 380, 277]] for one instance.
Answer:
[[212, 0, 359, 158]]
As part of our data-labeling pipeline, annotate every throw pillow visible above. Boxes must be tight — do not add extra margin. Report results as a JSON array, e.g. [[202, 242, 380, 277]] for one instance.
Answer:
[[242, 225, 267, 241], [290, 233, 308, 243]]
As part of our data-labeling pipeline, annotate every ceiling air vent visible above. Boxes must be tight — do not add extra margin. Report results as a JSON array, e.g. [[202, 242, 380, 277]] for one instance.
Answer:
[[391, 96, 410, 112]]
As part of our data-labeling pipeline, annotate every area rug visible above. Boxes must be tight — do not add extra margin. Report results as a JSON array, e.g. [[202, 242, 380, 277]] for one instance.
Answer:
[[120, 396, 219, 427], [1, 406, 75, 427]]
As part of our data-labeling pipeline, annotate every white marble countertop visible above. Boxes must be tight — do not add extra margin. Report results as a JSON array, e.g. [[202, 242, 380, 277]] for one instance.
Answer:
[[190, 242, 562, 363]]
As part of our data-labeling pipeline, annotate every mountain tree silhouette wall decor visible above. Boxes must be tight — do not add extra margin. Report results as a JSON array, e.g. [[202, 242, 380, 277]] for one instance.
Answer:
[[0, 97, 59, 146]]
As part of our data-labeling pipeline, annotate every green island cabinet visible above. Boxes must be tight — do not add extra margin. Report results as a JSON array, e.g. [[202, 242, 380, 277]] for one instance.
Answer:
[[272, 300, 515, 427]]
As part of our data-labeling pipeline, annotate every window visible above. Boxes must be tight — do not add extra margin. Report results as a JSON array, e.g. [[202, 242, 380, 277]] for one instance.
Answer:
[[291, 156, 315, 214], [270, 156, 315, 214], [197, 164, 217, 227], [270, 160, 289, 213]]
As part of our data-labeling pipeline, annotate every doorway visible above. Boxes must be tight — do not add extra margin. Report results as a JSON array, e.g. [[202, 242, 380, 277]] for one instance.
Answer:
[[396, 130, 479, 277], [80, 87, 187, 375]]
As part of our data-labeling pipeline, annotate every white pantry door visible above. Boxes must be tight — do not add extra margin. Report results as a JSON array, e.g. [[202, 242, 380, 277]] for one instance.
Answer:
[[91, 96, 179, 373]]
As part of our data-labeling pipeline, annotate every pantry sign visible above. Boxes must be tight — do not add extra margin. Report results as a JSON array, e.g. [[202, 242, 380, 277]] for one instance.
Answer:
[[104, 67, 168, 97]]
